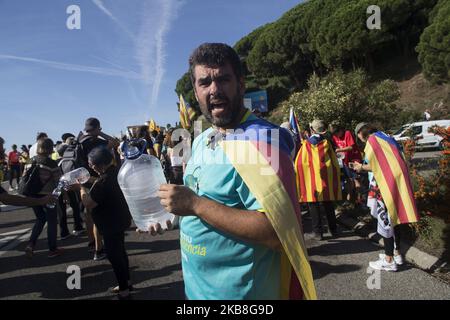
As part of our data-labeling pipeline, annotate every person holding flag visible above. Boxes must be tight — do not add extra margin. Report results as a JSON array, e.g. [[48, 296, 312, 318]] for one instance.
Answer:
[[295, 120, 342, 241], [146, 43, 316, 300], [351, 123, 419, 272]]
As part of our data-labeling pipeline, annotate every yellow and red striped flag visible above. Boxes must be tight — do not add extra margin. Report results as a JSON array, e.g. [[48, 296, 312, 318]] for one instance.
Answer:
[[179, 94, 192, 129], [365, 132, 419, 225], [295, 139, 342, 202]]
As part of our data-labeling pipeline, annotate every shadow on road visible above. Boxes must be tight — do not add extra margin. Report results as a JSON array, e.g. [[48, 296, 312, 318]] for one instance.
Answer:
[[310, 260, 361, 280], [0, 261, 183, 299], [307, 238, 380, 257]]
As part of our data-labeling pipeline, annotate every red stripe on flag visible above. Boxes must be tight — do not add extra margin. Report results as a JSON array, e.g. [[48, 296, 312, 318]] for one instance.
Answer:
[[317, 141, 330, 201], [296, 147, 308, 202], [369, 137, 409, 222], [387, 142, 419, 222], [289, 268, 304, 300], [305, 142, 317, 202]]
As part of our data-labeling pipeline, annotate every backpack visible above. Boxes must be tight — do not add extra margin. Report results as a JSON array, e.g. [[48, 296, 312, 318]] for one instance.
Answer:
[[18, 161, 43, 196], [59, 132, 90, 174]]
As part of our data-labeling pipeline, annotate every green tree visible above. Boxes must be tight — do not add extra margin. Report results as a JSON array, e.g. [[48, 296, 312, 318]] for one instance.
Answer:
[[279, 69, 401, 131], [417, 0, 450, 83]]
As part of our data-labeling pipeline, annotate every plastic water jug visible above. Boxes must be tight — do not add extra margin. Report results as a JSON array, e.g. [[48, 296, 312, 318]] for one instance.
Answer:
[[48, 167, 90, 208], [118, 139, 175, 231]]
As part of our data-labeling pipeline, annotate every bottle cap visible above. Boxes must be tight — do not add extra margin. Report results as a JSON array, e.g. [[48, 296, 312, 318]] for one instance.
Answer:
[[122, 138, 147, 160]]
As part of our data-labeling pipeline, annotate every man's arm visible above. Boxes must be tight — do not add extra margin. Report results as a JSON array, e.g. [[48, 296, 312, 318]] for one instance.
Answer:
[[0, 193, 54, 207], [158, 184, 281, 251]]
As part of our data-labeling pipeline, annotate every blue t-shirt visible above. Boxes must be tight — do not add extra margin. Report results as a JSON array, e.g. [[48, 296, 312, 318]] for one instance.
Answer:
[[181, 117, 282, 300]]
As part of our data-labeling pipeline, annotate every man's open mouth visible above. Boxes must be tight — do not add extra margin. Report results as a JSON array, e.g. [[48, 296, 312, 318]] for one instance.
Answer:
[[209, 102, 228, 116]]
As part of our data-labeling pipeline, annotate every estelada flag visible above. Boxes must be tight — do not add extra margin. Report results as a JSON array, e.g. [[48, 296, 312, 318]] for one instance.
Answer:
[[219, 109, 317, 300], [148, 119, 157, 132], [179, 94, 193, 129], [295, 138, 342, 202], [365, 132, 419, 225]]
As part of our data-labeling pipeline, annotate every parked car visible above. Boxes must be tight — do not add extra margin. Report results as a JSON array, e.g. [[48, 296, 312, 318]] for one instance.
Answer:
[[392, 120, 450, 150]]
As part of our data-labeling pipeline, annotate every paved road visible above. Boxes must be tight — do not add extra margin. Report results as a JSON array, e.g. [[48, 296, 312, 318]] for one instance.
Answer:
[[0, 202, 449, 300]]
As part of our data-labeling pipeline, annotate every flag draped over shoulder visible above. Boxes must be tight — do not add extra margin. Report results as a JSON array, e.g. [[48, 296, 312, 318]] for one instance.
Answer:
[[218, 113, 317, 300], [364, 132, 419, 225], [295, 139, 342, 203]]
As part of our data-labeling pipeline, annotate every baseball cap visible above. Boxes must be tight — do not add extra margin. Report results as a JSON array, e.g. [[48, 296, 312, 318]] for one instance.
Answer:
[[61, 133, 75, 141], [84, 118, 101, 132], [310, 119, 327, 134], [354, 122, 368, 137]]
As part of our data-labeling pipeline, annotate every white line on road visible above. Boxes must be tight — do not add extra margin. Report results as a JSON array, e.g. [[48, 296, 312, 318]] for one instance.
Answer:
[[0, 230, 32, 257], [0, 228, 31, 237]]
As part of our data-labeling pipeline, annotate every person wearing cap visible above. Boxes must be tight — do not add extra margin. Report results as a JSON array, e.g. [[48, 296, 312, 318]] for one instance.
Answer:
[[79, 117, 120, 261], [351, 123, 419, 272], [295, 119, 342, 241]]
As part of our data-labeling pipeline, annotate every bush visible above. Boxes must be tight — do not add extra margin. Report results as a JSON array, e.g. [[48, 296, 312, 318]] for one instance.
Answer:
[[279, 69, 401, 131]]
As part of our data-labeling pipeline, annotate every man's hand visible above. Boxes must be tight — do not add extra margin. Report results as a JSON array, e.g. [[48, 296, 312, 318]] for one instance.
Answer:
[[351, 162, 363, 173], [38, 194, 57, 206], [157, 184, 200, 216], [136, 220, 173, 236]]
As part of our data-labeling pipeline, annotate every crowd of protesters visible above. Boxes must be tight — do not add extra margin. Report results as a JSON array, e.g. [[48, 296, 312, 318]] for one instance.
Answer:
[[0, 43, 419, 300]]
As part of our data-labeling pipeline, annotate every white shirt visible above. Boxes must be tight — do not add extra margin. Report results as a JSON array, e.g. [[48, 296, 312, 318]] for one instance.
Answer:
[[29, 143, 38, 159]]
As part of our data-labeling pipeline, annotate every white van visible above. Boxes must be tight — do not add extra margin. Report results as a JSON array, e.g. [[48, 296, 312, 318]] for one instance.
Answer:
[[393, 120, 450, 150]]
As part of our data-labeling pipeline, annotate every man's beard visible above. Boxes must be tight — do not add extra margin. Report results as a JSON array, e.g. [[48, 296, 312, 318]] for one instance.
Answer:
[[200, 93, 243, 128]]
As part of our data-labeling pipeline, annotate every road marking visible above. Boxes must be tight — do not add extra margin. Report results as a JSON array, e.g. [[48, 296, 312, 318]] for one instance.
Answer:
[[0, 230, 32, 257], [0, 228, 31, 237]]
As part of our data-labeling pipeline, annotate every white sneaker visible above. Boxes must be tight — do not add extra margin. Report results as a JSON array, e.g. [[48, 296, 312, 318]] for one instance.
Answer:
[[8, 187, 14, 192], [369, 257, 397, 272], [379, 253, 404, 265]]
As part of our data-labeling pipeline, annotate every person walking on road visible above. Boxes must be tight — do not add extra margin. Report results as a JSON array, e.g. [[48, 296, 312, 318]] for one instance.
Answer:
[[24, 138, 64, 259]]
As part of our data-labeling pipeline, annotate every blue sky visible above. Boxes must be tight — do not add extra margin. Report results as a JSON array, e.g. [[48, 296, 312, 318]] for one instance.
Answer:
[[0, 0, 302, 148]]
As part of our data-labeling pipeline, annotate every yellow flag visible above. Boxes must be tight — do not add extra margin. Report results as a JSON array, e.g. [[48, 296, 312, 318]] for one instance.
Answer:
[[148, 119, 157, 132], [179, 94, 191, 129]]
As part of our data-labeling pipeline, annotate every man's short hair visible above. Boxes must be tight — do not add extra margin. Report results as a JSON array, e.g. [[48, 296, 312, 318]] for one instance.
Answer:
[[88, 146, 113, 167], [36, 132, 48, 141], [37, 138, 54, 156], [189, 43, 243, 84]]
